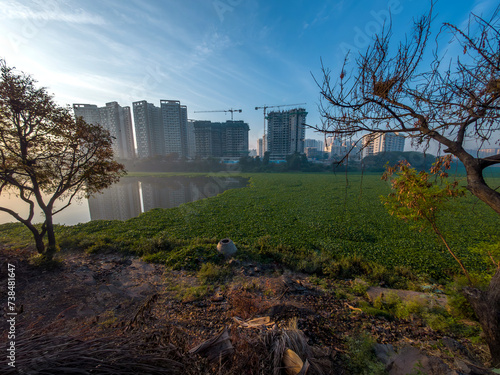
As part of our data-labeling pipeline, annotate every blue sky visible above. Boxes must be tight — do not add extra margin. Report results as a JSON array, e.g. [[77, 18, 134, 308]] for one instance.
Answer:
[[0, 0, 498, 151]]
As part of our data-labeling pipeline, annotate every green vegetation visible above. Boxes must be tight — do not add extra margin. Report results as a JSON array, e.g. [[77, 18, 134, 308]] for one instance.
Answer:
[[197, 262, 231, 284], [1, 173, 499, 281], [382, 157, 471, 282], [344, 332, 386, 375], [360, 291, 483, 341]]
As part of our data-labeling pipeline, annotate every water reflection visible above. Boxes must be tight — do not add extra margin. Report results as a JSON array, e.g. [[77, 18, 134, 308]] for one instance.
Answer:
[[88, 176, 247, 221]]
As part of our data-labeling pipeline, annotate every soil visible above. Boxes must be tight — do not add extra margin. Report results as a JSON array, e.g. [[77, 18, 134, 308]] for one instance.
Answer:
[[0, 246, 493, 374]]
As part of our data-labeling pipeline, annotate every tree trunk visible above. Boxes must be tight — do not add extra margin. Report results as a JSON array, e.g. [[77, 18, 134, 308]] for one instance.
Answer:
[[43, 213, 57, 261], [461, 157, 500, 215], [21, 222, 45, 254], [32, 229, 45, 255], [463, 268, 500, 367]]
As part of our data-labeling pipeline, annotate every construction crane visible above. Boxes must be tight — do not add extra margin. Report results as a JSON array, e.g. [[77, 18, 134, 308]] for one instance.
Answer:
[[193, 108, 242, 120], [254, 103, 306, 152]]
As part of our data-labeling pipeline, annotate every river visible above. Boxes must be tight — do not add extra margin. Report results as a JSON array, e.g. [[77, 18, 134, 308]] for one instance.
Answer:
[[0, 175, 247, 225]]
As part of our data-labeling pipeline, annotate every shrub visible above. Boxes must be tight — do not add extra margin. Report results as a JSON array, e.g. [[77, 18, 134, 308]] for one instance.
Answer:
[[351, 279, 369, 296], [345, 332, 386, 375], [373, 291, 401, 313]]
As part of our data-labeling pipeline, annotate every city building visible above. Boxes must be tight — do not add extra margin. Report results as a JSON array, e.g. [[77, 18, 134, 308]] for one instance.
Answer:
[[266, 108, 307, 160], [304, 139, 324, 151], [362, 132, 405, 158], [257, 135, 267, 157], [186, 120, 196, 159], [132, 100, 162, 158], [161, 100, 188, 157], [132, 99, 189, 159], [193, 120, 222, 158], [194, 120, 249, 159], [304, 139, 325, 159], [221, 120, 249, 158], [324, 136, 362, 161], [73, 102, 135, 159]]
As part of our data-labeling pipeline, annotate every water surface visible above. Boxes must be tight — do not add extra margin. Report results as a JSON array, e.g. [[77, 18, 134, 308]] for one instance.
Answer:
[[0, 175, 247, 225]]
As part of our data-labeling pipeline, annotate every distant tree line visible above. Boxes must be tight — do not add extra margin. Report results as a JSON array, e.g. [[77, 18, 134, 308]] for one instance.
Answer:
[[123, 151, 446, 174]]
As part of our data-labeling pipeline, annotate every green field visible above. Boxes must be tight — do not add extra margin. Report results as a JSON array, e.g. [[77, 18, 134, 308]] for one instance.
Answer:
[[1, 173, 499, 280]]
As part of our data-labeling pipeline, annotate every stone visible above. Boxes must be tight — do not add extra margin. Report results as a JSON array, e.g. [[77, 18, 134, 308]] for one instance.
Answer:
[[374, 343, 396, 366], [441, 337, 474, 360], [454, 359, 496, 375], [388, 346, 457, 375]]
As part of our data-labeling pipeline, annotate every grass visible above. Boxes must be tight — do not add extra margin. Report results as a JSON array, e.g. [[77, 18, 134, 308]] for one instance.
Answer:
[[1, 172, 499, 281]]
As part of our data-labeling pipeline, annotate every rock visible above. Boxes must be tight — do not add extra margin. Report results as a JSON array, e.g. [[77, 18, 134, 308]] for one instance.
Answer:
[[454, 359, 496, 375], [441, 337, 475, 360], [374, 343, 396, 366], [388, 346, 457, 375]]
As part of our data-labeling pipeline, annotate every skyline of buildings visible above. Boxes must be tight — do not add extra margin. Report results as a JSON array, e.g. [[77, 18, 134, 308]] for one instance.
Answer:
[[75, 99, 251, 160], [73, 101, 497, 164]]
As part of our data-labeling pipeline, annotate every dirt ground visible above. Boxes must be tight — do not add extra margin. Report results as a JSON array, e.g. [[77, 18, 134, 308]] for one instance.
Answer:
[[0, 246, 493, 374]]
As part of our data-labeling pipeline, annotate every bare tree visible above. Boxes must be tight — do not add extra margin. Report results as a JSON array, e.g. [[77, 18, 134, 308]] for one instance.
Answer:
[[0, 61, 125, 260], [315, 5, 500, 214], [314, 5, 500, 365]]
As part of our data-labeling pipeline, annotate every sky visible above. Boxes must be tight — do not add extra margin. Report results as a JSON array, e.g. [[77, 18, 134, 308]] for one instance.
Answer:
[[0, 0, 498, 151]]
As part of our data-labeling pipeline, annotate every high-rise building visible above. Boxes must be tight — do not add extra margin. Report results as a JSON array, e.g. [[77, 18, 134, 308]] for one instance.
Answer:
[[362, 132, 405, 158], [222, 120, 249, 158], [257, 138, 264, 157], [132, 100, 189, 158], [267, 108, 307, 160], [161, 100, 188, 157], [133, 100, 162, 158], [257, 135, 267, 157], [73, 102, 135, 159], [186, 120, 196, 159], [193, 121, 221, 158], [194, 120, 249, 158]]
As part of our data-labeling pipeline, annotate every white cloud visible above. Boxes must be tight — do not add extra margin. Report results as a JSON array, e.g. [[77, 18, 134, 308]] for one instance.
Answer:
[[1, 0, 105, 25]]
